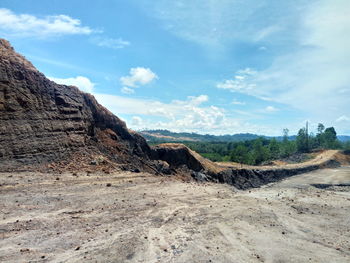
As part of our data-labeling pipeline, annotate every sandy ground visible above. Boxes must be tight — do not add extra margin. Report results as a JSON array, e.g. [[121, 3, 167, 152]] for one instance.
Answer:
[[1, 167, 350, 263]]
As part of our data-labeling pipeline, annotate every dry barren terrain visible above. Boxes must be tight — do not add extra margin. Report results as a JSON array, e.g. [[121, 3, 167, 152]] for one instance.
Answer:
[[1, 166, 350, 263]]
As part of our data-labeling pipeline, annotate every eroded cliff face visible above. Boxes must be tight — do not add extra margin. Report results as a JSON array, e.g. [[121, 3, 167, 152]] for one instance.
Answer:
[[0, 39, 153, 171]]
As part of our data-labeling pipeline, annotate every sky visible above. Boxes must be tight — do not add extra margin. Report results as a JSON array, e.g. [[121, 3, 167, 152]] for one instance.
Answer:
[[0, 0, 349, 135]]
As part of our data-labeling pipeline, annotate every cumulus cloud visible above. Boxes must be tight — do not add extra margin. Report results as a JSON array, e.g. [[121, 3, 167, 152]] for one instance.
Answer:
[[172, 95, 208, 106], [264, 106, 278, 112], [131, 116, 143, 126], [232, 99, 246, 105], [94, 93, 247, 133], [120, 67, 158, 88], [91, 36, 130, 49], [121, 87, 135, 94], [217, 68, 257, 93], [0, 8, 93, 37], [48, 76, 94, 93], [336, 115, 350, 122]]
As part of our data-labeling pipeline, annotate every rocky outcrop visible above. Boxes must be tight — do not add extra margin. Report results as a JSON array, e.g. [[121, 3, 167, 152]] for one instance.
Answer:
[[0, 39, 153, 171]]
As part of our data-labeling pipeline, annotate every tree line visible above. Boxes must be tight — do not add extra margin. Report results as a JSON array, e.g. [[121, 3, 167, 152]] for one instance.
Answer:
[[183, 123, 349, 165]]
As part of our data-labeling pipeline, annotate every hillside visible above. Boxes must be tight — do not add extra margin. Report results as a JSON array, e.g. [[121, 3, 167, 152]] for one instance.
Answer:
[[141, 130, 263, 142], [141, 129, 349, 143], [0, 39, 156, 172]]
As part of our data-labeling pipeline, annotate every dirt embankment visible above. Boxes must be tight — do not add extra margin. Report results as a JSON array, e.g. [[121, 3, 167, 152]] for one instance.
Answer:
[[212, 150, 349, 189], [153, 144, 350, 189]]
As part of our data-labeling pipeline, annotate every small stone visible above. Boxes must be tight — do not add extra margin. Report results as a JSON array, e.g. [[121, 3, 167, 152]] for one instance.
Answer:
[[106, 183, 112, 187]]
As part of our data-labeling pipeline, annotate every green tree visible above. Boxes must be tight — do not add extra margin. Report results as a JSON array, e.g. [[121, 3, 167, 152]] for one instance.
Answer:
[[230, 144, 249, 167], [269, 138, 280, 159], [323, 127, 338, 148], [308, 132, 319, 150], [283, 128, 289, 142], [317, 123, 325, 134], [296, 128, 309, 152], [316, 123, 325, 147], [251, 138, 270, 165]]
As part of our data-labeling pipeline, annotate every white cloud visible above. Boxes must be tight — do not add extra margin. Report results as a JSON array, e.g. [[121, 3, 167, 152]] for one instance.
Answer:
[[217, 68, 257, 93], [336, 115, 350, 122], [0, 8, 93, 37], [91, 36, 130, 49], [48, 76, 94, 93], [254, 25, 282, 41], [120, 67, 158, 88], [264, 106, 278, 112], [232, 99, 246, 105], [121, 87, 135, 94], [131, 116, 143, 126], [172, 95, 208, 106], [94, 93, 257, 134]]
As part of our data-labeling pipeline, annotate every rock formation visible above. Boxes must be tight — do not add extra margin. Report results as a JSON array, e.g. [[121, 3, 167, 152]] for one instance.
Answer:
[[0, 38, 153, 172]]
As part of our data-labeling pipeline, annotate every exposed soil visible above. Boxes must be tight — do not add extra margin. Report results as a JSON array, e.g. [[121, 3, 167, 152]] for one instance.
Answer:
[[1, 167, 350, 263], [217, 150, 342, 170]]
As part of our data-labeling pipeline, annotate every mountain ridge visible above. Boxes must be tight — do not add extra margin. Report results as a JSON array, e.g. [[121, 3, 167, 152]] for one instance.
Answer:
[[140, 129, 350, 143]]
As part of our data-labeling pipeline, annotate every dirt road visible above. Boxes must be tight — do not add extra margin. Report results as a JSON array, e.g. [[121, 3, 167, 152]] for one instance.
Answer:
[[1, 168, 350, 262]]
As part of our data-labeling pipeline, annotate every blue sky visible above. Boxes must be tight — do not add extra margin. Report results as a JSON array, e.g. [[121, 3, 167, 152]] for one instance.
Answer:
[[1, 0, 349, 135]]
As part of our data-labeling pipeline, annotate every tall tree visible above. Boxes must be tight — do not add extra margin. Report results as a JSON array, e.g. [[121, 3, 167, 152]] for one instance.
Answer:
[[269, 138, 280, 159], [323, 127, 337, 148], [296, 128, 309, 152], [283, 128, 289, 142], [317, 123, 325, 134]]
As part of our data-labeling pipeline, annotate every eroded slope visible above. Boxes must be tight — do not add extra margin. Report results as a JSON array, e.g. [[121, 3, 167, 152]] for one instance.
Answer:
[[0, 39, 153, 172]]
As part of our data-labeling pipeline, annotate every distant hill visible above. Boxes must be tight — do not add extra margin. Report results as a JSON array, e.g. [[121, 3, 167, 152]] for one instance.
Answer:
[[338, 135, 350, 142], [140, 130, 261, 142], [140, 129, 349, 143]]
